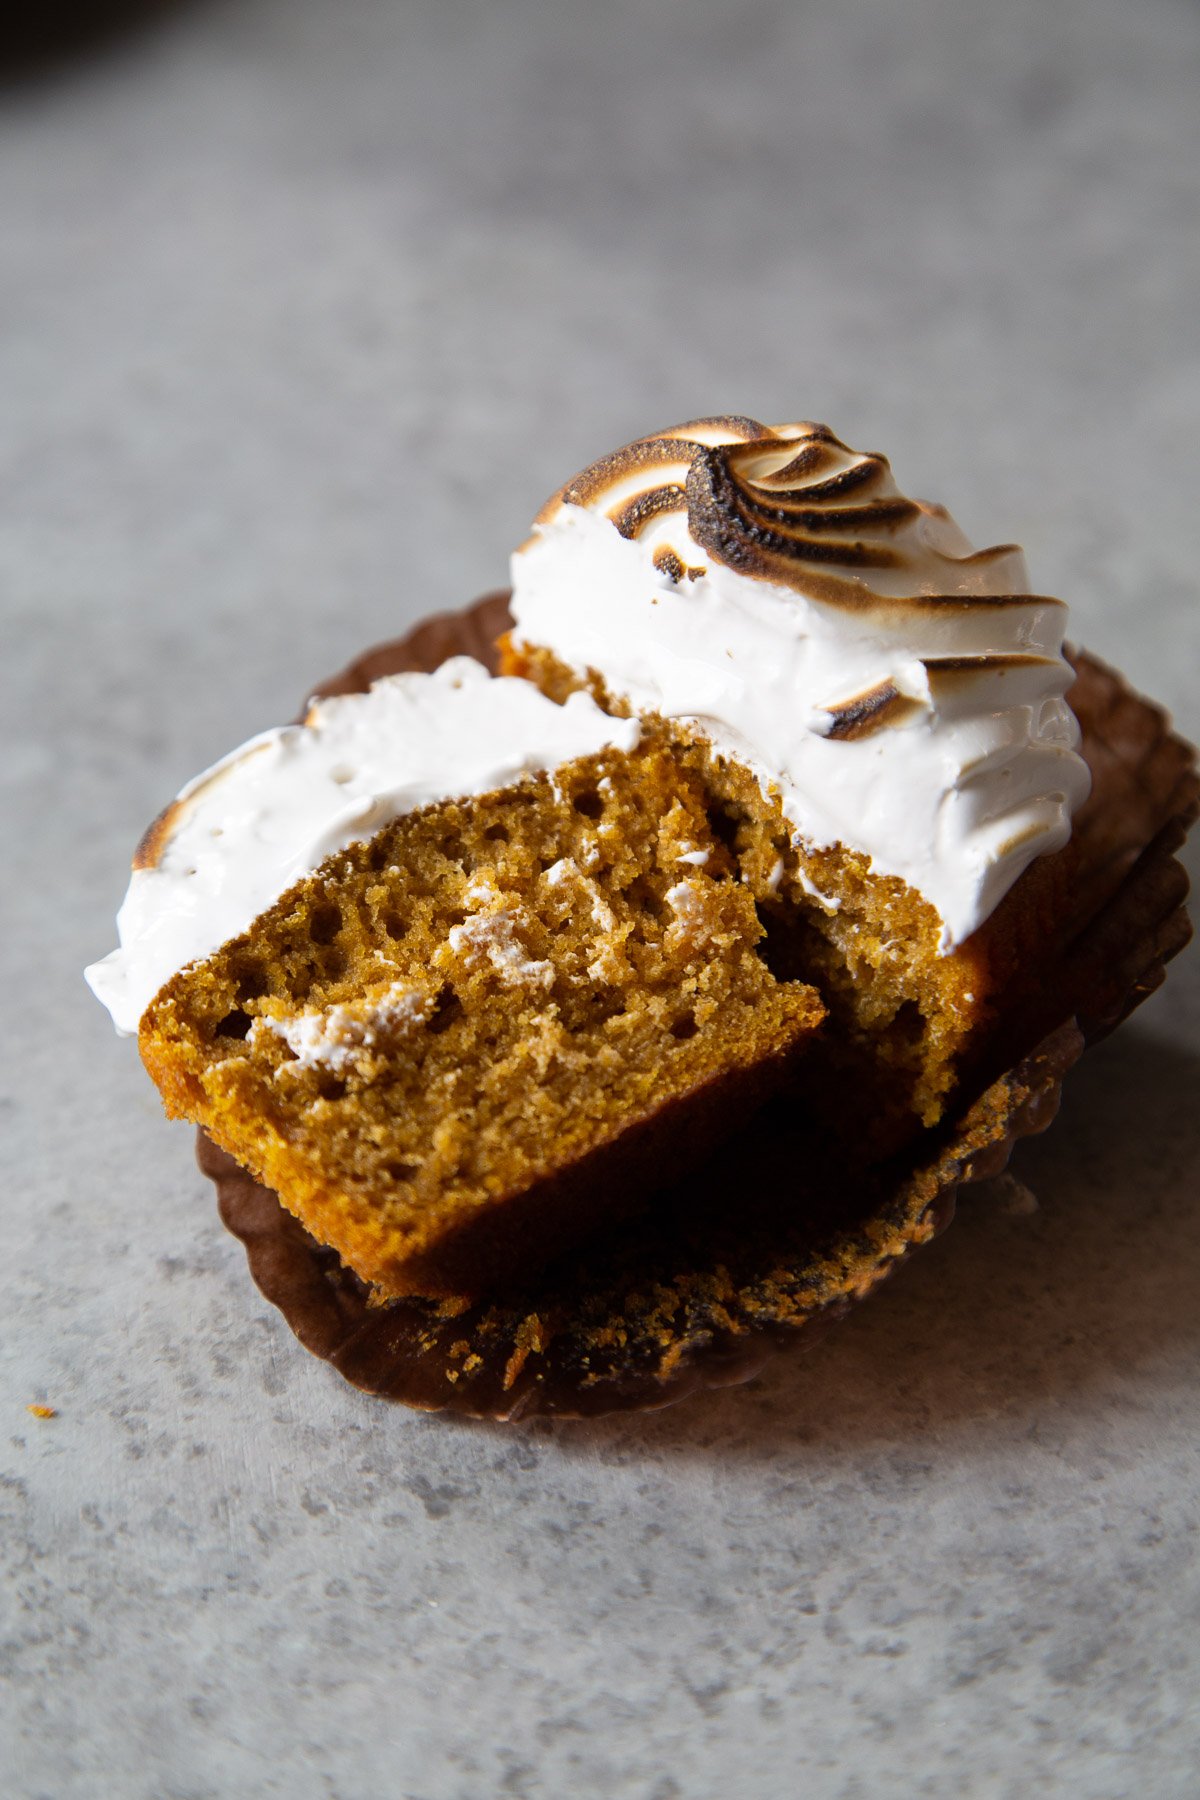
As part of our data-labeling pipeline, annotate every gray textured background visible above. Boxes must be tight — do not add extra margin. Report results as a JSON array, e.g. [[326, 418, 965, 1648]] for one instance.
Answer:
[[4, 0, 1199, 1795]]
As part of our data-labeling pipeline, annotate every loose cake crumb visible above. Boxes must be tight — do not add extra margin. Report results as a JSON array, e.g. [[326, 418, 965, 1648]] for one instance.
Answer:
[[446, 904, 555, 989], [254, 980, 435, 1072]]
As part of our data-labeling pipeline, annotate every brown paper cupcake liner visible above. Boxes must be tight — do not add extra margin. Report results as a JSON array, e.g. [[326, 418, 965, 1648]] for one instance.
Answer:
[[200, 597, 1198, 1419]]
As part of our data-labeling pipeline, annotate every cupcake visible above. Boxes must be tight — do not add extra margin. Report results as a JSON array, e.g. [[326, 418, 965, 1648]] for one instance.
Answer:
[[88, 419, 1197, 1417]]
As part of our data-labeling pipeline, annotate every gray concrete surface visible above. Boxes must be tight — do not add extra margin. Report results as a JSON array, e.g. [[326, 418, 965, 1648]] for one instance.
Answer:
[[3, 0, 1198, 1794]]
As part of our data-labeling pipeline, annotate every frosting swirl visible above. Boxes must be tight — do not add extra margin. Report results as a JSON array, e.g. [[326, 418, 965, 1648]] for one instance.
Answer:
[[539, 418, 1034, 609], [512, 418, 1092, 948]]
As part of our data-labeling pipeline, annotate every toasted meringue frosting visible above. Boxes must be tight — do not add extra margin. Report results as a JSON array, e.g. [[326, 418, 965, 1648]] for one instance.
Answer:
[[86, 657, 641, 1035], [510, 418, 1091, 949]]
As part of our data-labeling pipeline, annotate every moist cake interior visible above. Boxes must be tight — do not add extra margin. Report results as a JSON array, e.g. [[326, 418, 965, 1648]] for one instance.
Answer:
[[504, 641, 1071, 1153], [139, 741, 824, 1296]]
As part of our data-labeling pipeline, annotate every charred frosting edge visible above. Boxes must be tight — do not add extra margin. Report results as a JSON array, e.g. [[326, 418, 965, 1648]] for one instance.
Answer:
[[86, 658, 641, 1036], [510, 418, 1092, 949]]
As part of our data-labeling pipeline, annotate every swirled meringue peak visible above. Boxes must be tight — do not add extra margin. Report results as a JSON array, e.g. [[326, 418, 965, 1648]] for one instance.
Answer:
[[510, 418, 1091, 949]]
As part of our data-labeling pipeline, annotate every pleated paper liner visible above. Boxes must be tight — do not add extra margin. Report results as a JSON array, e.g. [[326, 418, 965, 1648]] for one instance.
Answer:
[[200, 596, 1197, 1419]]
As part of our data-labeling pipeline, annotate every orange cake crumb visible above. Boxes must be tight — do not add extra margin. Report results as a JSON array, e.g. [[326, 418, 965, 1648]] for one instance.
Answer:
[[501, 639, 1073, 1151], [140, 742, 824, 1298]]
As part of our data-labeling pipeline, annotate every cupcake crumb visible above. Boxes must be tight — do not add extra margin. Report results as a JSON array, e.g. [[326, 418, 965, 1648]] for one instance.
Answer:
[[989, 1171, 1039, 1217]]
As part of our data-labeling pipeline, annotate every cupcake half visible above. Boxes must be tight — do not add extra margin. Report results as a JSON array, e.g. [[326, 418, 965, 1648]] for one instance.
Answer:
[[504, 419, 1093, 1149], [87, 658, 823, 1297]]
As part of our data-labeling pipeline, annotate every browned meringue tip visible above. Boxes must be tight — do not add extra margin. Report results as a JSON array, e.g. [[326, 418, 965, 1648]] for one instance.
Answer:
[[195, 595, 1197, 1421], [529, 418, 1040, 612], [132, 797, 184, 872]]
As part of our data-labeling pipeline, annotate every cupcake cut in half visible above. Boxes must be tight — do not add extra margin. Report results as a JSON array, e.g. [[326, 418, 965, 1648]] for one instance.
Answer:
[[86, 658, 824, 1298], [88, 416, 1101, 1316]]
